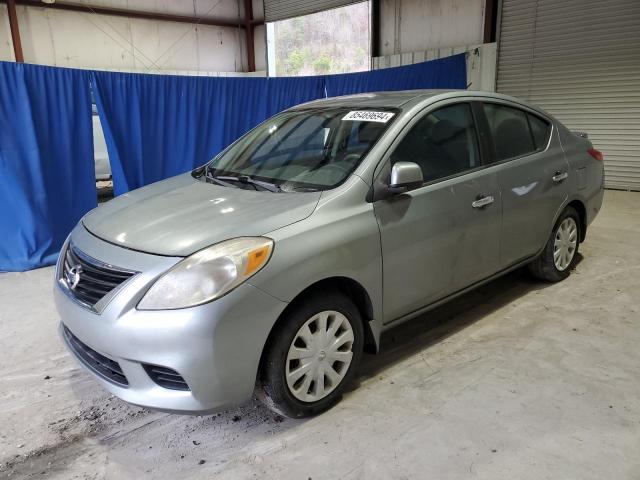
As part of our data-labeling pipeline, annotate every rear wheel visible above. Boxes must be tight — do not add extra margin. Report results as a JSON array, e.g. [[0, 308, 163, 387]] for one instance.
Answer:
[[258, 292, 364, 418], [528, 206, 580, 282]]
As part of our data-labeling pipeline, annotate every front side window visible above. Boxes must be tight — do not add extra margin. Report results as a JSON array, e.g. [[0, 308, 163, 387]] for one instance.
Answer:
[[205, 108, 394, 191], [483, 103, 537, 162], [390, 103, 481, 183]]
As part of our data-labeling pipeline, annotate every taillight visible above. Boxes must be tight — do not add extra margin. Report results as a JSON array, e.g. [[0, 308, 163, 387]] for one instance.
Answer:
[[587, 148, 604, 161]]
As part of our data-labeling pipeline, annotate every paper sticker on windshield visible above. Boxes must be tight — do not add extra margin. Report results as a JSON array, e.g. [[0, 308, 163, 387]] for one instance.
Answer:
[[342, 111, 395, 123]]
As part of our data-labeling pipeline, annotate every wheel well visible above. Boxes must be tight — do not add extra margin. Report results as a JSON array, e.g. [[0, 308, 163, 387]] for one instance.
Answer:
[[259, 277, 378, 377], [567, 199, 587, 242]]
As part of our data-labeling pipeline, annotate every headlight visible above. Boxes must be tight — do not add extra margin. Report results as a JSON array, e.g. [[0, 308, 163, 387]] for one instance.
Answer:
[[137, 237, 273, 310]]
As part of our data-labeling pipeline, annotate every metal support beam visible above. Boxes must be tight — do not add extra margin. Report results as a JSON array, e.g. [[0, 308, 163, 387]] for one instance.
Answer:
[[6, 0, 24, 63], [370, 0, 380, 59], [0, 0, 266, 30], [244, 0, 256, 72]]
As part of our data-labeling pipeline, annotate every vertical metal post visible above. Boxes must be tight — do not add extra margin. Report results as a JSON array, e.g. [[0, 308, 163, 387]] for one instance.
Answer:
[[266, 22, 276, 77], [483, 0, 498, 43], [244, 0, 255, 72], [371, 0, 380, 59], [7, 0, 24, 63]]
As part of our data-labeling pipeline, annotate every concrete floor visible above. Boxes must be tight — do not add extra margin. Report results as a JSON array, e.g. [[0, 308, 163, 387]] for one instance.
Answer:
[[1, 190, 639, 479]]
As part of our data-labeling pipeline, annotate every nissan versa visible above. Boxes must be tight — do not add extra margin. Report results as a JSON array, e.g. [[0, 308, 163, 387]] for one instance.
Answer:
[[55, 90, 604, 418]]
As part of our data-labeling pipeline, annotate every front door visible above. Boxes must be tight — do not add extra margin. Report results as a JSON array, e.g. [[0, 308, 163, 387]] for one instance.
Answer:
[[373, 101, 502, 324]]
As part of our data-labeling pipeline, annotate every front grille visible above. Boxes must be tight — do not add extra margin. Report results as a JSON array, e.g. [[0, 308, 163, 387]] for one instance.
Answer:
[[62, 244, 135, 308], [143, 364, 190, 391], [62, 325, 129, 387]]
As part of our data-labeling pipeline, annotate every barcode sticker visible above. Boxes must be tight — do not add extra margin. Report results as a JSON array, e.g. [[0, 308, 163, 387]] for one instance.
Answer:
[[342, 111, 395, 123]]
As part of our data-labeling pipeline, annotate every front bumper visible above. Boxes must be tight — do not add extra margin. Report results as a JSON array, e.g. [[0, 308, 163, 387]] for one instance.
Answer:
[[55, 225, 288, 414]]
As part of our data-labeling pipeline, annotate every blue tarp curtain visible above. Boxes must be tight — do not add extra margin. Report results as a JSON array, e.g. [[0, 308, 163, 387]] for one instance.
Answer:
[[0, 63, 95, 271], [0, 53, 466, 271]]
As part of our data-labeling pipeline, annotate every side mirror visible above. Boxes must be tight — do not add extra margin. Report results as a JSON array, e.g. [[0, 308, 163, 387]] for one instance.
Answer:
[[388, 162, 423, 194]]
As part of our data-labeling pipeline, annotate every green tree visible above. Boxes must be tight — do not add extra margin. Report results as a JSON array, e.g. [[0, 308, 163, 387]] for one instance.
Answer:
[[285, 50, 307, 75], [313, 54, 333, 74]]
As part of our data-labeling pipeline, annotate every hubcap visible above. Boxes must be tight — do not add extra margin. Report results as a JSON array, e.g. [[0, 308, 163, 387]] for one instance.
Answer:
[[553, 217, 578, 271], [285, 310, 354, 403]]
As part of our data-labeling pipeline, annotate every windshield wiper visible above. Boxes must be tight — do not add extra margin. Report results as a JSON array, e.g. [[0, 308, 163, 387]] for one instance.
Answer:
[[203, 169, 240, 189], [212, 175, 283, 193]]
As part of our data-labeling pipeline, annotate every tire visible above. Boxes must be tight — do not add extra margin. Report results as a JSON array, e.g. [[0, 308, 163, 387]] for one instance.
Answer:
[[257, 291, 364, 418], [528, 206, 580, 282]]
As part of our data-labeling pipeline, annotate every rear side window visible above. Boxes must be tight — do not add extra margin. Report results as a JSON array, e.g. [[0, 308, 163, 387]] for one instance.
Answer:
[[527, 113, 552, 150], [483, 103, 535, 162], [390, 103, 480, 183]]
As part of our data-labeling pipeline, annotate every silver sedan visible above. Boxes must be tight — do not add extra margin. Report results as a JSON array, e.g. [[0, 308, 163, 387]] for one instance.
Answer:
[[55, 90, 604, 418]]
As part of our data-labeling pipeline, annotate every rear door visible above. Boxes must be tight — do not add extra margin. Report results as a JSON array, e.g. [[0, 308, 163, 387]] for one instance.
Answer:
[[478, 101, 570, 266], [373, 101, 502, 323]]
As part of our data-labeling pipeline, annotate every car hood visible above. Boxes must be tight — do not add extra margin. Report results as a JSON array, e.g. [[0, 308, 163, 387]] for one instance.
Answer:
[[82, 173, 322, 256]]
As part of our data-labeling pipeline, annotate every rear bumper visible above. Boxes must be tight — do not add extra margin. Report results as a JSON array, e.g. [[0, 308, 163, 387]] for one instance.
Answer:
[[55, 225, 288, 414]]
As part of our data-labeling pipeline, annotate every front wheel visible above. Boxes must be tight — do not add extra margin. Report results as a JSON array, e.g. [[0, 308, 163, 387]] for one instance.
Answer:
[[528, 206, 580, 282], [257, 292, 364, 418]]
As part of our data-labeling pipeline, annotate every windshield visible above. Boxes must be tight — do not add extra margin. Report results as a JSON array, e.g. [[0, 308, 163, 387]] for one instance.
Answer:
[[202, 108, 396, 191]]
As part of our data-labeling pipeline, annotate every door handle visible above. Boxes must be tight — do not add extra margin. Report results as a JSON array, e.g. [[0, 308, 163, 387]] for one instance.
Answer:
[[472, 195, 494, 209], [553, 171, 568, 182]]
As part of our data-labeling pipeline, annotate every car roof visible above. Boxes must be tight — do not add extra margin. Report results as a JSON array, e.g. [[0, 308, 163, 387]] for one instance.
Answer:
[[288, 89, 555, 121], [290, 90, 460, 109]]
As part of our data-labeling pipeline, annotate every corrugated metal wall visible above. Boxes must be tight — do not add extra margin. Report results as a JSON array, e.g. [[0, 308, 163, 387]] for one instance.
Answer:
[[496, 0, 640, 190], [263, 0, 364, 22], [377, 0, 486, 56]]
